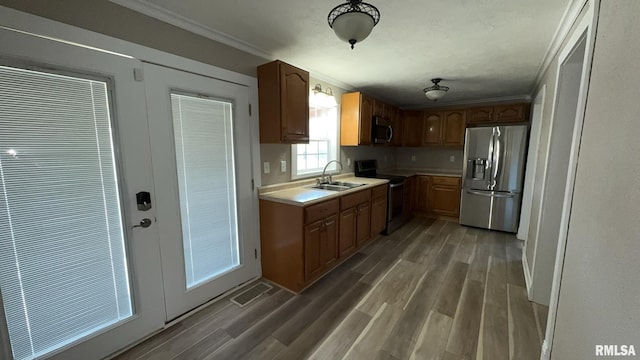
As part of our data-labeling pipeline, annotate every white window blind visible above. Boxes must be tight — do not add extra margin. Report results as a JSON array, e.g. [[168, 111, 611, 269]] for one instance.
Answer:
[[170, 93, 239, 288], [0, 66, 132, 360]]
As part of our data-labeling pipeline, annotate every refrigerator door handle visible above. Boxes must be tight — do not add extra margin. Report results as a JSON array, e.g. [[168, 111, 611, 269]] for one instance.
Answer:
[[466, 190, 516, 198], [493, 127, 501, 187]]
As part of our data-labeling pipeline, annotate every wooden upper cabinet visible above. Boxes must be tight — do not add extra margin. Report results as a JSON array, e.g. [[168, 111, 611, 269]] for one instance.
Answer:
[[466, 106, 493, 124], [467, 103, 529, 125], [494, 103, 527, 122], [373, 98, 385, 117], [442, 110, 466, 147], [423, 112, 443, 146], [257, 60, 309, 143], [389, 105, 403, 146], [402, 110, 424, 147], [340, 92, 372, 146]]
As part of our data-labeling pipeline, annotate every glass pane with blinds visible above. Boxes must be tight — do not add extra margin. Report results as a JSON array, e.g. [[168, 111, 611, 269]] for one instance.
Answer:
[[170, 93, 239, 288], [0, 66, 132, 360]]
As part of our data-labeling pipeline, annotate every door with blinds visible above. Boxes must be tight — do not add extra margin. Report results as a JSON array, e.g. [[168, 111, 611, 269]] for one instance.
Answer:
[[0, 29, 165, 359], [143, 63, 258, 321]]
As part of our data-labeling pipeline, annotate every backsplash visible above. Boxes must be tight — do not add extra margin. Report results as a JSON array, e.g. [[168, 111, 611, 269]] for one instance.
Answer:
[[340, 146, 396, 172], [395, 147, 464, 170]]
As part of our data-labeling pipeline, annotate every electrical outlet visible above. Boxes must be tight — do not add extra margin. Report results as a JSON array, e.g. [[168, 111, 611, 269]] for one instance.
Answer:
[[347, 158, 351, 167], [280, 160, 286, 172], [263, 162, 270, 174], [384, 156, 388, 162], [411, 155, 416, 162], [450, 155, 455, 162]]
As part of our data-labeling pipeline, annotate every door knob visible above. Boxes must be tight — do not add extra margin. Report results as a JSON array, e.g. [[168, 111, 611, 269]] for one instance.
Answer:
[[132, 218, 152, 229]]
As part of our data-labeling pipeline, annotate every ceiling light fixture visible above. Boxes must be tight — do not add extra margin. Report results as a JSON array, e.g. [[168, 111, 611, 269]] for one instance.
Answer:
[[423, 78, 450, 101], [327, 0, 380, 49]]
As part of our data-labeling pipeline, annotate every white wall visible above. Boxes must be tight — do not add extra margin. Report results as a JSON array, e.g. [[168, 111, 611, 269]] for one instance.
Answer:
[[551, 0, 640, 357]]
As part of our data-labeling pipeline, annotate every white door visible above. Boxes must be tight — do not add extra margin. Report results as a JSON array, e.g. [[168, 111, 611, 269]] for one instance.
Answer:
[[143, 63, 258, 321], [0, 29, 165, 359]]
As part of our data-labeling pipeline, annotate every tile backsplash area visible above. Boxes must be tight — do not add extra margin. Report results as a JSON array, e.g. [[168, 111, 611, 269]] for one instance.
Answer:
[[260, 144, 465, 186], [395, 147, 464, 170], [340, 146, 396, 172]]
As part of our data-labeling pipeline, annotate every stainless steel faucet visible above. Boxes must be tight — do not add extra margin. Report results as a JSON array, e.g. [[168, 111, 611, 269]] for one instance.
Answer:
[[318, 160, 343, 184]]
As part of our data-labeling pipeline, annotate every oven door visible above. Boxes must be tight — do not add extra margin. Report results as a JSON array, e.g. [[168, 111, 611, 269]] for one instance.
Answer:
[[385, 182, 405, 234]]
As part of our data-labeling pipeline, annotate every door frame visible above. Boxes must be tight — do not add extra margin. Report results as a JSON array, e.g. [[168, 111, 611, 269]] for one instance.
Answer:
[[519, 85, 545, 299], [539, 2, 599, 358], [0, 6, 262, 358]]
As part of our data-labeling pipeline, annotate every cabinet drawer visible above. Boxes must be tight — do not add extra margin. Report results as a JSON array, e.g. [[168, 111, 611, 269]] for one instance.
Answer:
[[340, 189, 371, 209], [431, 176, 461, 186], [371, 184, 387, 199], [305, 199, 339, 224]]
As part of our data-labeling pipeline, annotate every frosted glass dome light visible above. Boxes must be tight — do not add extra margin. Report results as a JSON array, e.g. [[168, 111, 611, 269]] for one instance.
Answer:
[[328, 0, 380, 49]]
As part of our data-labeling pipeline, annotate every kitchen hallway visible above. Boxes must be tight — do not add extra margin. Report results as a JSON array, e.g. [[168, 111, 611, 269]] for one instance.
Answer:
[[115, 218, 547, 360]]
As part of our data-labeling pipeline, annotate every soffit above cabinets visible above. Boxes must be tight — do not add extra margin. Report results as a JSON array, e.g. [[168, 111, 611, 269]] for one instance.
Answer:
[[112, 0, 572, 107]]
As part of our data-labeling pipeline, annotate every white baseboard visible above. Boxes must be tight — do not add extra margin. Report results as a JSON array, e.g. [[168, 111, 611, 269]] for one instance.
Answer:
[[522, 249, 534, 300]]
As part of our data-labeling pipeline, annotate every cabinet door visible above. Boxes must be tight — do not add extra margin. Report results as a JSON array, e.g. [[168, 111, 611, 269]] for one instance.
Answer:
[[304, 220, 323, 281], [415, 176, 430, 212], [356, 201, 372, 246], [373, 98, 385, 117], [371, 196, 387, 235], [466, 106, 493, 124], [442, 110, 466, 146], [360, 94, 373, 145], [423, 112, 443, 146], [280, 62, 309, 142], [494, 103, 526, 122], [403, 176, 416, 217], [428, 185, 461, 217], [321, 215, 338, 268], [339, 208, 356, 258], [389, 106, 403, 146], [402, 111, 424, 147]]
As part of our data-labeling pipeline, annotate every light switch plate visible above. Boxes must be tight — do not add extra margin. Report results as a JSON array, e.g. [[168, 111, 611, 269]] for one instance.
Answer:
[[450, 155, 455, 162], [411, 155, 416, 162], [263, 162, 270, 174], [280, 160, 286, 172]]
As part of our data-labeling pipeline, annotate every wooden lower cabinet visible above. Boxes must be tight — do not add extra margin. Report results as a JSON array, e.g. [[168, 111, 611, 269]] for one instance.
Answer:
[[260, 186, 385, 293], [414, 175, 461, 219], [415, 176, 430, 212], [339, 208, 356, 258], [356, 201, 371, 246], [303, 214, 338, 281]]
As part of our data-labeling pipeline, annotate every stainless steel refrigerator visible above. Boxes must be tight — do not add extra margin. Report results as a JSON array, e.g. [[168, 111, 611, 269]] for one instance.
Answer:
[[459, 125, 528, 232]]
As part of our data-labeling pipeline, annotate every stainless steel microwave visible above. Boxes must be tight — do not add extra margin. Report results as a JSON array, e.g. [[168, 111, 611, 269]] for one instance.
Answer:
[[372, 116, 393, 144]]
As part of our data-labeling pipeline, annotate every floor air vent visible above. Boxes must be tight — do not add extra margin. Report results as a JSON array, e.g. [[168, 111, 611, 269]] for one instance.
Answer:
[[230, 282, 273, 307]]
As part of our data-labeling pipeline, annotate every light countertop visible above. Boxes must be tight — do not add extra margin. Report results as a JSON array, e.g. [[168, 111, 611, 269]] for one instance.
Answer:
[[258, 175, 388, 207]]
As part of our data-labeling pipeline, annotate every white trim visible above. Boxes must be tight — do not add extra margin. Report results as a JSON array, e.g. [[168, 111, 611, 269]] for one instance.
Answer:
[[542, 2, 598, 357], [531, 0, 589, 93], [109, 0, 272, 60], [517, 85, 546, 242], [522, 249, 534, 300], [401, 94, 531, 110], [0, 5, 257, 88], [109, 0, 356, 93]]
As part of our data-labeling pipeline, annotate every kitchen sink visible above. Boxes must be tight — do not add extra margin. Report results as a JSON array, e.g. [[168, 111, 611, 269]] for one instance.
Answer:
[[311, 181, 365, 192]]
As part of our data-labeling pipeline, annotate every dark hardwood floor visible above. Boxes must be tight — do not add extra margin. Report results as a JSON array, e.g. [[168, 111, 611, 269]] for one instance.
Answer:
[[114, 217, 547, 360]]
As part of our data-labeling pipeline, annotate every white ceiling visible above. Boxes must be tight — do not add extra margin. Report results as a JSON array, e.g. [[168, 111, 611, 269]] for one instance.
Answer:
[[114, 0, 572, 107]]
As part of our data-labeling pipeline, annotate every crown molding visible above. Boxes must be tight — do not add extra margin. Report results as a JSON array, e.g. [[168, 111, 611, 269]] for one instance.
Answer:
[[110, 0, 273, 60], [531, 0, 589, 92], [109, 0, 357, 92], [402, 94, 532, 110]]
